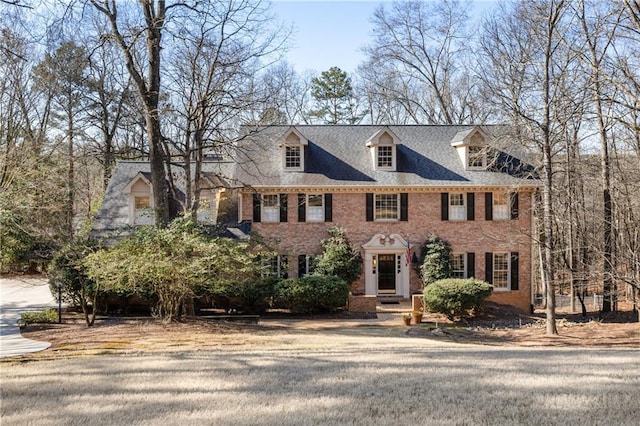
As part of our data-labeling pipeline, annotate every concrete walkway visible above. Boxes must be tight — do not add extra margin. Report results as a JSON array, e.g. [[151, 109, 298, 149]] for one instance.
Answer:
[[0, 277, 57, 358]]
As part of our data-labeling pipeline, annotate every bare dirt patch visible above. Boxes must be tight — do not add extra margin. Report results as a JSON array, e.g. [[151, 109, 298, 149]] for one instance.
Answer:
[[16, 303, 639, 361]]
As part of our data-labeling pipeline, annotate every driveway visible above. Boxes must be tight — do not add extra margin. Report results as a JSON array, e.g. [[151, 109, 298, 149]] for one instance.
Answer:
[[0, 277, 57, 358]]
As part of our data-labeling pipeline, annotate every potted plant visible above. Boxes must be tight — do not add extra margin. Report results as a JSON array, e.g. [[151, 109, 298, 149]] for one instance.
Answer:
[[402, 313, 411, 326], [411, 310, 423, 325]]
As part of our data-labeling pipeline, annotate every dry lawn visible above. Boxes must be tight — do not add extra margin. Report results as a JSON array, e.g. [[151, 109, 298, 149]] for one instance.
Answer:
[[2, 314, 640, 425]]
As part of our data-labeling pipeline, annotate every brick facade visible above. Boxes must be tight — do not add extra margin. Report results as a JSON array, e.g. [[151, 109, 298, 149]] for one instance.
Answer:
[[242, 188, 534, 313]]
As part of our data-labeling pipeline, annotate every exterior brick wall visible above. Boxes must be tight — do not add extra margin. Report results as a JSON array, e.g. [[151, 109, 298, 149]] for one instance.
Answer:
[[242, 189, 534, 311]]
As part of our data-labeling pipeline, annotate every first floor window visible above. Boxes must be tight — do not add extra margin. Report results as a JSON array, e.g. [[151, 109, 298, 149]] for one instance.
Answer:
[[493, 253, 509, 289], [264, 255, 288, 279], [134, 196, 153, 225], [375, 194, 399, 220], [450, 253, 466, 278], [262, 194, 279, 222], [298, 254, 318, 277], [449, 193, 465, 221]]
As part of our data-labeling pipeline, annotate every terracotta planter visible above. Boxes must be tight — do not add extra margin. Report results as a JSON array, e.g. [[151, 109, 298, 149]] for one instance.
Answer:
[[411, 313, 423, 325]]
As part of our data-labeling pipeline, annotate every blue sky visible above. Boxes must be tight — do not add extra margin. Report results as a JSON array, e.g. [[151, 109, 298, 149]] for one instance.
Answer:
[[272, 0, 498, 75]]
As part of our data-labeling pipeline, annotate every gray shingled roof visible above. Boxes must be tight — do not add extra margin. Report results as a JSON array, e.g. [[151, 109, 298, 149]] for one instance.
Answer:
[[91, 161, 233, 239], [232, 125, 539, 188]]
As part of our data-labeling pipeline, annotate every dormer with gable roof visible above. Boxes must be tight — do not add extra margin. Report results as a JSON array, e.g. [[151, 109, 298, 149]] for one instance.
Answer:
[[366, 127, 400, 171], [279, 126, 308, 172], [450, 126, 489, 170], [124, 172, 154, 226]]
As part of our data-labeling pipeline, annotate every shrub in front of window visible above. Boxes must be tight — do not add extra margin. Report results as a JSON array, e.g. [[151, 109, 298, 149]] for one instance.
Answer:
[[314, 226, 362, 284], [275, 275, 349, 314], [423, 278, 493, 321], [419, 235, 452, 285]]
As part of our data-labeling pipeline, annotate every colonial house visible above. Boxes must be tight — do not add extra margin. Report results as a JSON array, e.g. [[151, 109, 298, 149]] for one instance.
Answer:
[[92, 125, 540, 313], [233, 125, 539, 312]]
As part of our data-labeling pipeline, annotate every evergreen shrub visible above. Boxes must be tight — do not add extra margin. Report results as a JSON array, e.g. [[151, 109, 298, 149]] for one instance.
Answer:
[[423, 278, 493, 321], [276, 275, 348, 314]]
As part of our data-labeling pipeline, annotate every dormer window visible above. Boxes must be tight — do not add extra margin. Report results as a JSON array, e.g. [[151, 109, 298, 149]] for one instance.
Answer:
[[124, 172, 154, 226], [467, 145, 486, 169], [366, 127, 400, 171], [451, 127, 489, 170], [280, 127, 308, 171]]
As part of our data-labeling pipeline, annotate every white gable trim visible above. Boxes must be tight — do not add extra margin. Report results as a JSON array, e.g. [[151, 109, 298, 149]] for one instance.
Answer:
[[124, 172, 152, 193]]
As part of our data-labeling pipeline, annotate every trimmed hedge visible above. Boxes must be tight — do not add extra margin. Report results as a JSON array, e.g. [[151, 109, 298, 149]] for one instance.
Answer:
[[276, 275, 349, 314], [19, 308, 58, 325], [423, 278, 493, 321]]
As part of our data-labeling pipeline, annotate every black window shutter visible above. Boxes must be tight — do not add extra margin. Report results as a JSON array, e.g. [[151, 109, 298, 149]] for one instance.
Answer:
[[510, 252, 519, 290], [485, 192, 493, 221], [298, 255, 306, 277], [441, 192, 449, 221], [510, 192, 519, 220], [252, 193, 261, 223], [485, 252, 493, 284], [324, 193, 333, 222], [279, 193, 288, 222], [366, 193, 374, 222], [467, 192, 475, 221], [400, 193, 408, 221], [466, 253, 475, 278], [297, 194, 306, 222]]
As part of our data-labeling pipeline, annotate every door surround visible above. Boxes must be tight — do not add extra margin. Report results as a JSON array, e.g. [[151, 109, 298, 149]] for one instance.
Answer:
[[362, 233, 412, 298]]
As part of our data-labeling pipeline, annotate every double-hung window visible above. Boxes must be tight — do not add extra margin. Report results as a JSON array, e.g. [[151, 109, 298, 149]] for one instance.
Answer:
[[450, 253, 466, 278], [285, 146, 301, 169], [449, 193, 466, 221], [306, 194, 324, 222], [493, 192, 509, 220], [467, 146, 486, 169], [492, 253, 510, 290], [262, 194, 280, 222], [134, 196, 153, 225], [375, 194, 399, 221], [264, 255, 288, 279], [377, 146, 393, 168]]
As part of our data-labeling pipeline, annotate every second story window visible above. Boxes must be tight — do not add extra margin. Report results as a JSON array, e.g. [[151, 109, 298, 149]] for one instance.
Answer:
[[262, 194, 280, 222], [375, 194, 399, 220], [306, 194, 324, 222], [449, 193, 466, 221], [377, 145, 393, 168], [493, 192, 509, 220]]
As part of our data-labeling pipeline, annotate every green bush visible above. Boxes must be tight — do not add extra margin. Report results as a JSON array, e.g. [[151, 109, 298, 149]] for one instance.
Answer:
[[209, 277, 278, 314], [419, 235, 451, 285], [314, 227, 362, 284], [275, 275, 348, 314], [20, 308, 58, 325], [423, 278, 493, 321]]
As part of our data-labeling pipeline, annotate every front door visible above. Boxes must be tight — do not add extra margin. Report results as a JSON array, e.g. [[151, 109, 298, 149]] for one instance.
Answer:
[[377, 254, 396, 294]]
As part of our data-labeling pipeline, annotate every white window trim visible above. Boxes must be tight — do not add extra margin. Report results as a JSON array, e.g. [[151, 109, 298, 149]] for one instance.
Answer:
[[375, 145, 396, 170], [305, 194, 324, 222], [261, 194, 280, 223], [451, 253, 466, 278], [493, 191, 510, 221], [283, 145, 303, 171], [466, 145, 487, 170], [448, 193, 466, 221], [263, 255, 288, 278], [493, 252, 510, 291], [374, 193, 400, 222]]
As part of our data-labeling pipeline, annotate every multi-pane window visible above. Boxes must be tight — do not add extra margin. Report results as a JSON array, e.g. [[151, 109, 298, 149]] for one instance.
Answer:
[[375, 194, 398, 220], [285, 145, 301, 169], [467, 146, 485, 168], [377, 146, 393, 168], [298, 254, 318, 277], [197, 197, 215, 223], [264, 255, 288, 278], [134, 196, 153, 225], [306, 194, 324, 222], [493, 192, 509, 220], [493, 253, 509, 289], [449, 193, 466, 221], [451, 253, 466, 278], [262, 194, 280, 222]]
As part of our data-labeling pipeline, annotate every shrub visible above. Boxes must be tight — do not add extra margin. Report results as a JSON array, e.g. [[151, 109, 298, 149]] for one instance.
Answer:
[[20, 308, 58, 325], [423, 278, 493, 321], [209, 277, 278, 314], [275, 275, 348, 314], [419, 235, 451, 285], [314, 227, 362, 284]]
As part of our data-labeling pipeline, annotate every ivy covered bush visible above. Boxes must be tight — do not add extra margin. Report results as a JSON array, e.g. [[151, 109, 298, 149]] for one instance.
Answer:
[[419, 235, 452, 285], [275, 275, 349, 314], [423, 278, 493, 321]]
